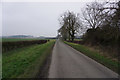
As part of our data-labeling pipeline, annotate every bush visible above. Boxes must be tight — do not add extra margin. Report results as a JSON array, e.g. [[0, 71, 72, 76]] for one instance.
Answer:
[[83, 26, 120, 46]]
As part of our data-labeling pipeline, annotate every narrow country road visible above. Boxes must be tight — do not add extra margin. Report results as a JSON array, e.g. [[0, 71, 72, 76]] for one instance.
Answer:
[[48, 40, 118, 78]]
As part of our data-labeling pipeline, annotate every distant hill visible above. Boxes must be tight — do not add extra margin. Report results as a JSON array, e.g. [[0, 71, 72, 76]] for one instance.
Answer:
[[37, 36, 57, 39], [45, 37, 57, 39], [38, 36, 46, 39], [2, 35, 57, 39], [2, 35, 34, 38]]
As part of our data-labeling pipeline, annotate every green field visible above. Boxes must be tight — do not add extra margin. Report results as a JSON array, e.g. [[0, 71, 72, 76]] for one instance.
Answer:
[[64, 41, 120, 74], [2, 40, 55, 78], [2, 38, 43, 42]]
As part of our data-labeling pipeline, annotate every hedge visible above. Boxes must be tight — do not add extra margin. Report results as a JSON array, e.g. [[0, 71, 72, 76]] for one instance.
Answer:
[[2, 40, 49, 52]]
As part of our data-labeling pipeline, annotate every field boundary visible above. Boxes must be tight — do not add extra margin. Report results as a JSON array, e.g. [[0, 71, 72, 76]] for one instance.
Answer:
[[2, 40, 48, 52]]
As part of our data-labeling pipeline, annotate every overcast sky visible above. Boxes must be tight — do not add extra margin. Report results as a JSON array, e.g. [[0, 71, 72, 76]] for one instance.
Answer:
[[2, 0, 115, 37], [2, 2, 86, 37]]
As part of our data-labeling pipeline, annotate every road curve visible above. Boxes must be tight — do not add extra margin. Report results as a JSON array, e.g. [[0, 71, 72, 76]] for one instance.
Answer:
[[48, 40, 118, 78]]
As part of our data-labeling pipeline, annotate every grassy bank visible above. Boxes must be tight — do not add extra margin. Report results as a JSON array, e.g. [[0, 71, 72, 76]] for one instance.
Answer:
[[64, 41, 120, 74], [2, 40, 55, 78]]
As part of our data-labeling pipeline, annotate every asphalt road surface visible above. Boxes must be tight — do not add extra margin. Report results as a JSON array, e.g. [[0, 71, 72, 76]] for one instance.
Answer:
[[48, 40, 118, 78]]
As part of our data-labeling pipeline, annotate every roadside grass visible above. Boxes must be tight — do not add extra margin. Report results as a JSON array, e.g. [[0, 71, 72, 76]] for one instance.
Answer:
[[0, 40, 2, 79], [0, 54, 2, 79], [0, 38, 1, 42], [64, 41, 120, 74], [2, 40, 55, 78]]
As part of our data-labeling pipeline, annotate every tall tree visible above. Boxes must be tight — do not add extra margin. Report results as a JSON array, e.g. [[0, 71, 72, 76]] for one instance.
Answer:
[[82, 2, 106, 29], [58, 11, 81, 41]]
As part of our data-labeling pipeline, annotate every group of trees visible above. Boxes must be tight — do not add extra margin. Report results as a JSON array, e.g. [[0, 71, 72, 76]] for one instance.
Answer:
[[58, 1, 120, 49], [83, 1, 120, 47]]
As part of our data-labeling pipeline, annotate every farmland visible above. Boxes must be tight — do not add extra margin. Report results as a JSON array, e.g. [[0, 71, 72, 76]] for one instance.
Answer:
[[2, 39, 55, 78], [2, 38, 42, 42]]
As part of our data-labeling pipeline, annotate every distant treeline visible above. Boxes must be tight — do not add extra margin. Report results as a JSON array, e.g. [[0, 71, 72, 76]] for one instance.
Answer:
[[2, 40, 49, 52]]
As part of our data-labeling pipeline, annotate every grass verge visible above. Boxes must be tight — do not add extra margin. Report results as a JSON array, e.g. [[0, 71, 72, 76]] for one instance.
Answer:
[[2, 40, 55, 78], [64, 41, 120, 74]]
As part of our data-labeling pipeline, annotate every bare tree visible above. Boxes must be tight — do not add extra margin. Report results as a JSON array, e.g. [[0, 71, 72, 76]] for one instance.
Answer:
[[82, 1, 120, 47], [58, 12, 69, 40], [58, 25, 68, 40], [58, 11, 81, 41], [82, 2, 106, 29]]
